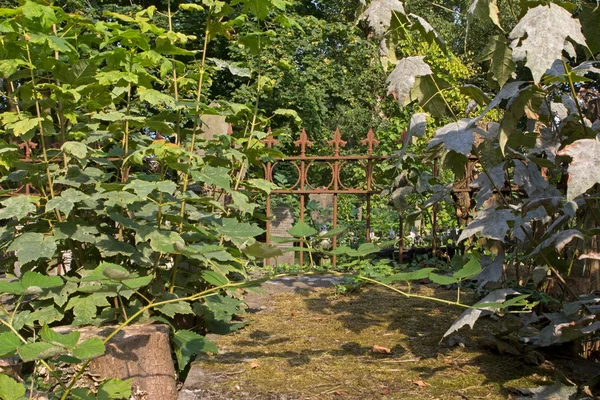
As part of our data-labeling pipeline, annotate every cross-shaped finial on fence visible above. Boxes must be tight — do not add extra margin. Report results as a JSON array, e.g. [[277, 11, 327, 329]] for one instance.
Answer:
[[294, 128, 313, 156], [328, 128, 347, 156], [361, 128, 380, 155], [262, 128, 279, 148]]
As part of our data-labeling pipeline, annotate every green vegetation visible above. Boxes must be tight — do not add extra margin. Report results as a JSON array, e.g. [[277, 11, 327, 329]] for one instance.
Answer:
[[0, 0, 599, 398]]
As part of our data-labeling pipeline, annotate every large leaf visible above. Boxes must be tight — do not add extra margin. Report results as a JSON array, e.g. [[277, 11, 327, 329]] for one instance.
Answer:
[[458, 208, 515, 243], [18, 342, 65, 362], [468, 0, 502, 31], [288, 221, 318, 238], [66, 294, 111, 326], [40, 325, 80, 350], [97, 378, 132, 400], [407, 113, 428, 138], [428, 119, 482, 156], [0, 196, 36, 220], [477, 35, 514, 88], [0, 332, 21, 358], [580, 4, 600, 54], [409, 14, 446, 54], [361, 0, 405, 36], [471, 163, 505, 208], [411, 74, 450, 117], [72, 338, 105, 360], [7, 233, 57, 265], [508, 4, 587, 83], [0, 374, 26, 400], [172, 329, 218, 371], [443, 289, 519, 338], [453, 258, 482, 280], [514, 160, 548, 198], [557, 138, 600, 201], [386, 56, 432, 107]]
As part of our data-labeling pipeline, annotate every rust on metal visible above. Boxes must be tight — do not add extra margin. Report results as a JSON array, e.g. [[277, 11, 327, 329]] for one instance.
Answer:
[[262, 127, 386, 267]]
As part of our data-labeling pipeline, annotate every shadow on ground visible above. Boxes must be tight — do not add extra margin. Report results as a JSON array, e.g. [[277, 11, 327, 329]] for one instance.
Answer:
[[180, 275, 557, 400]]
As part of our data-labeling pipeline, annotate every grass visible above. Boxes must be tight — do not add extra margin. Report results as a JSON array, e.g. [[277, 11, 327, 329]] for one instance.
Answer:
[[190, 282, 555, 399]]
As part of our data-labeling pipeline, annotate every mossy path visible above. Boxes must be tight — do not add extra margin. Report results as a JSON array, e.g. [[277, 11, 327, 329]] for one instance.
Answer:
[[179, 276, 556, 400]]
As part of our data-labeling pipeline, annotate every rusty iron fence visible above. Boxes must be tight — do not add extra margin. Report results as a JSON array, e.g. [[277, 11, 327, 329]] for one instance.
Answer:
[[261, 128, 387, 267]]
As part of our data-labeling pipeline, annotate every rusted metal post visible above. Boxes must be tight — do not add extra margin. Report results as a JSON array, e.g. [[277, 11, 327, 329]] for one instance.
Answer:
[[328, 128, 346, 268], [295, 129, 312, 266], [361, 129, 379, 244]]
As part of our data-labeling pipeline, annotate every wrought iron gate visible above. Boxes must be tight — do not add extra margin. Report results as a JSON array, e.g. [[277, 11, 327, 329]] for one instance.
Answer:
[[261, 128, 387, 267]]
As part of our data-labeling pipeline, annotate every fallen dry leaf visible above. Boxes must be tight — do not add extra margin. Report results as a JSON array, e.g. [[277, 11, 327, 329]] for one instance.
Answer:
[[290, 311, 297, 316], [372, 345, 392, 354], [410, 380, 430, 387], [334, 390, 345, 396], [249, 362, 259, 369], [314, 317, 324, 321]]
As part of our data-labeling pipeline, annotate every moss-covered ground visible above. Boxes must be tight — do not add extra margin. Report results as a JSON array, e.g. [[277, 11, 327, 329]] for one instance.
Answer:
[[191, 282, 556, 399]]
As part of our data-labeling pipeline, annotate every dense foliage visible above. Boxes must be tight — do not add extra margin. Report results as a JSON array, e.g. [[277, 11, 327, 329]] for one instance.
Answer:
[[0, 0, 599, 398]]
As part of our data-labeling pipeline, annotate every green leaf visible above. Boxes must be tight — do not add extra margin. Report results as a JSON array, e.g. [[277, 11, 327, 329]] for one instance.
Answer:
[[40, 325, 80, 349], [72, 338, 105, 360], [7, 117, 43, 136], [0, 196, 36, 220], [22, 271, 63, 290], [7, 233, 57, 265], [468, 0, 502, 31], [66, 294, 111, 326], [230, 191, 256, 215], [319, 226, 347, 239], [201, 270, 230, 287], [172, 330, 218, 371], [288, 221, 318, 238], [22, 0, 57, 28], [387, 268, 436, 283], [97, 378, 133, 400], [243, 242, 283, 259], [98, 263, 132, 281], [18, 342, 64, 362], [156, 301, 194, 318], [216, 218, 264, 240], [71, 388, 95, 400], [193, 165, 231, 191], [0, 373, 26, 400], [246, 179, 278, 194], [477, 35, 514, 88], [273, 108, 302, 124], [148, 230, 185, 254], [61, 142, 88, 159], [179, 3, 204, 11], [428, 273, 458, 285], [453, 258, 482, 280], [0, 332, 22, 358], [138, 87, 176, 108]]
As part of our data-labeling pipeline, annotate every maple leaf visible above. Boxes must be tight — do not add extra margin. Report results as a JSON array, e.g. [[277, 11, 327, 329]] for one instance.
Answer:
[[458, 208, 515, 243], [408, 113, 428, 138], [443, 289, 519, 338], [477, 35, 515, 88], [427, 119, 483, 156], [509, 4, 587, 83], [513, 160, 548, 198], [386, 56, 432, 106], [409, 14, 446, 53], [468, 0, 502, 31], [361, 0, 405, 36], [557, 138, 600, 201], [471, 163, 505, 208]]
